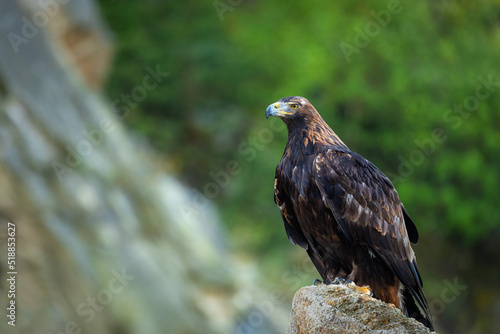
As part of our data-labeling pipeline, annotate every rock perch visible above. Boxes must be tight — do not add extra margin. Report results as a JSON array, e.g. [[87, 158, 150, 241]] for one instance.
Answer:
[[287, 284, 435, 334]]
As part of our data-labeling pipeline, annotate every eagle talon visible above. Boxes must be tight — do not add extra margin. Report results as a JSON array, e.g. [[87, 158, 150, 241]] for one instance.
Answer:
[[332, 278, 352, 285], [312, 279, 322, 286]]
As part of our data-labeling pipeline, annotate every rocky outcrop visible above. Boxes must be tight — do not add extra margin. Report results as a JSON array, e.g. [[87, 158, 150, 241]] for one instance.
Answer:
[[287, 284, 434, 334]]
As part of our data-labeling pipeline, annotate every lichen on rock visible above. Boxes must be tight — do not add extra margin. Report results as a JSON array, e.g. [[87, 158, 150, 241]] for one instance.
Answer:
[[287, 284, 435, 334]]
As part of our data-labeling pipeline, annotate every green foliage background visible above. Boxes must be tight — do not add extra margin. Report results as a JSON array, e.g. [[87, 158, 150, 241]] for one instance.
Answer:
[[100, 1, 500, 333]]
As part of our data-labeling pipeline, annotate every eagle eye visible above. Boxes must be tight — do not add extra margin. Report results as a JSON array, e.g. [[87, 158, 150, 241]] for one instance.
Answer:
[[289, 103, 299, 109]]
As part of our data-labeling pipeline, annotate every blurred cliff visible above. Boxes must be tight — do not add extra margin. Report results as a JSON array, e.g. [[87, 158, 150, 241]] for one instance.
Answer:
[[0, 1, 287, 333]]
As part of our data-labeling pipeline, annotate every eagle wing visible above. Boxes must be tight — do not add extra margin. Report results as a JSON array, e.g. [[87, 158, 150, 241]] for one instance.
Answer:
[[274, 174, 309, 249], [312, 148, 430, 318], [273, 147, 421, 284], [312, 149, 420, 281], [274, 147, 431, 324], [275, 163, 331, 277]]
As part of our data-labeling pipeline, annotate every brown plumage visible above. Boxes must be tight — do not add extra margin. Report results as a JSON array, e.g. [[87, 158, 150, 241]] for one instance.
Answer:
[[266, 96, 434, 330]]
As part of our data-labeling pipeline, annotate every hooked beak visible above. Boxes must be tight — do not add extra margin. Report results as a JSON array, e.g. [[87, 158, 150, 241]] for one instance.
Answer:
[[266, 101, 292, 119]]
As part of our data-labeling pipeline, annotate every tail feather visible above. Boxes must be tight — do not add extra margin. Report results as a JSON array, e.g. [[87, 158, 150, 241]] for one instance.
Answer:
[[403, 286, 434, 331]]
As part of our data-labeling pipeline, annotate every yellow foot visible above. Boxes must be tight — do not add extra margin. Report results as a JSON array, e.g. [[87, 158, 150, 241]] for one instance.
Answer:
[[346, 282, 373, 296]]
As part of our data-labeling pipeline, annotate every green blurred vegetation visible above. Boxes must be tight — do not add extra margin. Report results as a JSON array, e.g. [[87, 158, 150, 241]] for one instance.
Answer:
[[100, 1, 500, 333]]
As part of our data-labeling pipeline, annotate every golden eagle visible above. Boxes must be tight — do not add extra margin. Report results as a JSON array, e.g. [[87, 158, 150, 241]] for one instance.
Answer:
[[266, 96, 434, 330]]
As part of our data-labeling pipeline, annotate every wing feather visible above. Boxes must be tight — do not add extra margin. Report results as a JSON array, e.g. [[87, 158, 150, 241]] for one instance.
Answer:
[[312, 148, 432, 323], [312, 149, 420, 285], [274, 173, 308, 249]]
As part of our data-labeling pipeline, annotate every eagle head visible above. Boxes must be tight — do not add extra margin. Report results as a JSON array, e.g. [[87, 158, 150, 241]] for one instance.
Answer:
[[266, 96, 346, 147], [265, 96, 314, 120]]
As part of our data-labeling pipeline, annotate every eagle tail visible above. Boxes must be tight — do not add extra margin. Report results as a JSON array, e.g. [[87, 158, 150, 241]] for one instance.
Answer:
[[403, 285, 434, 331]]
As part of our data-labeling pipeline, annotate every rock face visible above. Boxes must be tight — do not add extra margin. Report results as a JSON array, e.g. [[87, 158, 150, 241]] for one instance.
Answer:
[[0, 1, 287, 333], [287, 284, 434, 334]]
